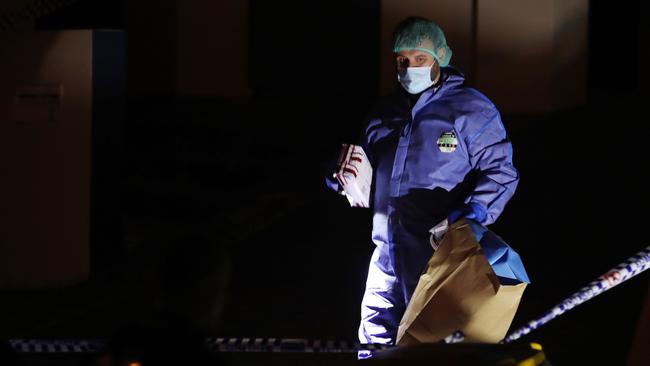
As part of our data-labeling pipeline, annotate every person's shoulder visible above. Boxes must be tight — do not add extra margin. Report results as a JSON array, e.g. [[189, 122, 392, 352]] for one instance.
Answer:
[[441, 67, 498, 114], [438, 68, 504, 139], [435, 69, 499, 129]]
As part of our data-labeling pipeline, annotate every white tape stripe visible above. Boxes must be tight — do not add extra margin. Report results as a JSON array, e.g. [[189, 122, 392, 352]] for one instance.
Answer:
[[503, 245, 650, 343]]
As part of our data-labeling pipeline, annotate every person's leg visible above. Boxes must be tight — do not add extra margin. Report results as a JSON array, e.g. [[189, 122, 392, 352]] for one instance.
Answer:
[[392, 223, 434, 307], [358, 244, 404, 346]]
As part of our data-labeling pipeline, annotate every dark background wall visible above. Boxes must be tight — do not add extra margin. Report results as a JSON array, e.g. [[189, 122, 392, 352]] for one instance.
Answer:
[[248, 0, 380, 99], [588, 0, 640, 93]]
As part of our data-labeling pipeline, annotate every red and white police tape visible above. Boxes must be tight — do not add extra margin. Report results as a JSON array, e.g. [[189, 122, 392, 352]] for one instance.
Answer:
[[502, 244, 650, 343]]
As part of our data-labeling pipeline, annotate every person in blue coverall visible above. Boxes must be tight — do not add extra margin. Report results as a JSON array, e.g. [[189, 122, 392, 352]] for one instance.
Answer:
[[327, 17, 519, 350]]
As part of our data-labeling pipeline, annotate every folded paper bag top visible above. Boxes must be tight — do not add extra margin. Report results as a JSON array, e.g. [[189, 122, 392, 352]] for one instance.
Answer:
[[397, 219, 530, 345], [465, 220, 530, 284]]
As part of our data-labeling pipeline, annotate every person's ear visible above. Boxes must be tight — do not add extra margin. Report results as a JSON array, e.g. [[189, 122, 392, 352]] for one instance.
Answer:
[[395, 56, 407, 75], [430, 60, 441, 83]]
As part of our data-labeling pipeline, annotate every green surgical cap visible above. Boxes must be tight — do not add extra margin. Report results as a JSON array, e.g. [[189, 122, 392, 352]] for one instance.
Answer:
[[392, 17, 453, 67]]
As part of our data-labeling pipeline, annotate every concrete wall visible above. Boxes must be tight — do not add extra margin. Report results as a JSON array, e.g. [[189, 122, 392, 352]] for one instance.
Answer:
[[173, 0, 588, 111], [0, 31, 92, 288], [124, 0, 250, 98], [476, 0, 587, 113]]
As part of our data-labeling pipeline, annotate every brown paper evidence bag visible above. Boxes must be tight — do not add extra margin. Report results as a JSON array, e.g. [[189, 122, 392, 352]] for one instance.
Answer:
[[397, 219, 530, 345]]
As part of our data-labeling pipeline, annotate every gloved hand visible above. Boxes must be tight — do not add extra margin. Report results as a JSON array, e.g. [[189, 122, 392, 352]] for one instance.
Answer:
[[326, 144, 371, 207], [325, 173, 342, 193], [324, 144, 362, 194], [325, 163, 362, 206], [448, 202, 487, 224], [339, 164, 364, 207]]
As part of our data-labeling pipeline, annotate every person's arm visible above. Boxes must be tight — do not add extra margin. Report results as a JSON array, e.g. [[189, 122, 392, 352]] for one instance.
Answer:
[[456, 109, 519, 225]]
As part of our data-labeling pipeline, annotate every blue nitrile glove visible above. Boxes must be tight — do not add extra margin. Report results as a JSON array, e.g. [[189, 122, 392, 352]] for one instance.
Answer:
[[448, 202, 487, 224]]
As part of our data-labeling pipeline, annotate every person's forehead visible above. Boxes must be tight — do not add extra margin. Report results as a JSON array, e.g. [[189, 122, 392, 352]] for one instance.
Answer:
[[396, 49, 432, 58]]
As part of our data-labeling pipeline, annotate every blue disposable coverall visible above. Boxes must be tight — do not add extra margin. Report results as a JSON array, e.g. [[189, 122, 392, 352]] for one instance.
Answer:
[[354, 67, 519, 344]]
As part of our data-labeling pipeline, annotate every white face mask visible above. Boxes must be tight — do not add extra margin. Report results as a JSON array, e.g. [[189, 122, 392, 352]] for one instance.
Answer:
[[397, 66, 434, 94]]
